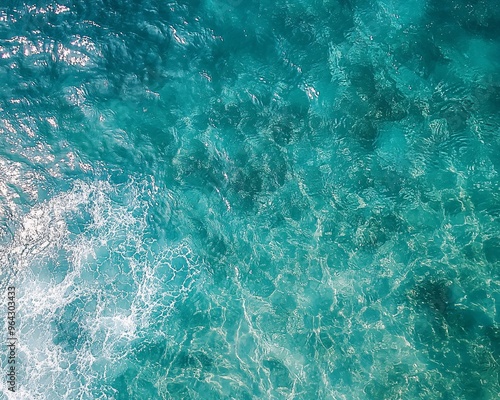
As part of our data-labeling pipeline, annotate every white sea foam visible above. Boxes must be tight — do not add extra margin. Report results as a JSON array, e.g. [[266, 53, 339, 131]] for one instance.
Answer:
[[1, 178, 203, 399]]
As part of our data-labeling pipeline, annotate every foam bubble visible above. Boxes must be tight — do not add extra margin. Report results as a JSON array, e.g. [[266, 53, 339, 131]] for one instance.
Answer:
[[1, 178, 204, 399]]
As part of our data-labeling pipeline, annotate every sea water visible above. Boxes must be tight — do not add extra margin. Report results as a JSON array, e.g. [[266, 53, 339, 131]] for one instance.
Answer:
[[0, 0, 499, 398]]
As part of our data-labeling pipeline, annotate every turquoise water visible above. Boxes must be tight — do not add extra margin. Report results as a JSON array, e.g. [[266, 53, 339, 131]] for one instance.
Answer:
[[1, 0, 499, 398]]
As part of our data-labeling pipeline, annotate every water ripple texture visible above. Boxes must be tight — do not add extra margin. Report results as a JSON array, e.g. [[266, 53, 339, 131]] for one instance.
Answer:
[[1, 0, 499, 398]]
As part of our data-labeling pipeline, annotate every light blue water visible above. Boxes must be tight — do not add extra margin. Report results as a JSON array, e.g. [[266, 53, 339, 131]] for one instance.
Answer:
[[1, 0, 499, 398]]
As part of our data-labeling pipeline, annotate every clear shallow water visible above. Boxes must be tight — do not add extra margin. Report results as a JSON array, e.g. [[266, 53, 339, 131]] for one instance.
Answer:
[[0, 0, 499, 398]]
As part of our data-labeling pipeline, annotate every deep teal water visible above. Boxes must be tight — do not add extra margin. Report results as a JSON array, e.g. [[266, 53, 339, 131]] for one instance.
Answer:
[[1, 0, 500, 398]]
